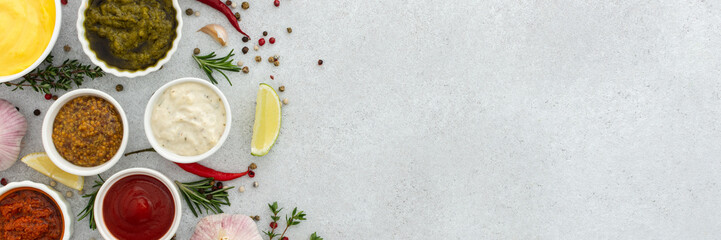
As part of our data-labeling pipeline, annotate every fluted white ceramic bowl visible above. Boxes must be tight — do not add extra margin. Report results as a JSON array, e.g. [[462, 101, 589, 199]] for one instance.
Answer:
[[76, 0, 182, 78], [0, 0, 62, 82], [0, 181, 73, 240]]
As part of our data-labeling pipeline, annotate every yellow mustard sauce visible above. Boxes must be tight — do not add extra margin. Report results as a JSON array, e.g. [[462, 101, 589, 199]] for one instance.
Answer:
[[0, 0, 55, 76]]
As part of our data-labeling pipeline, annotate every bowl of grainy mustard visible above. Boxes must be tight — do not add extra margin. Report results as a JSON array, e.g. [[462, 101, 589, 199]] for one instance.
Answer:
[[41, 89, 128, 176]]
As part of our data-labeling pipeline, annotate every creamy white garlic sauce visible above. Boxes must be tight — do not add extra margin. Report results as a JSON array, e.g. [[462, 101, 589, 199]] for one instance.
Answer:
[[151, 82, 226, 156]]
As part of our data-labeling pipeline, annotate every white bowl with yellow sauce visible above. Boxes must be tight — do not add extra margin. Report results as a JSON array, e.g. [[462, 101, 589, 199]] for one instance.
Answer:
[[0, 0, 61, 82], [144, 78, 232, 163]]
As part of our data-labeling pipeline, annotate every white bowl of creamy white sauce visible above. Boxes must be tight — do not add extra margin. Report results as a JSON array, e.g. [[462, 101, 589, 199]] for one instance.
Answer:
[[144, 77, 231, 163]]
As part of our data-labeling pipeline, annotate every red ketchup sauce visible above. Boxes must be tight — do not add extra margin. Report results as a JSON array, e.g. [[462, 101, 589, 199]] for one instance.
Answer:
[[103, 175, 175, 240]]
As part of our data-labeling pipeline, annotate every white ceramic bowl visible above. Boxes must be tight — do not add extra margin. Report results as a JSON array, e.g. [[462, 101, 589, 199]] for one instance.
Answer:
[[0, 181, 73, 240], [41, 89, 129, 176], [144, 77, 232, 163], [76, 0, 183, 78], [0, 0, 62, 83], [94, 168, 182, 240]]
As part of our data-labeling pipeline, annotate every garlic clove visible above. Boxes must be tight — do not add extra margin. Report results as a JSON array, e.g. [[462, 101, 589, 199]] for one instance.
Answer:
[[190, 214, 263, 240], [198, 24, 229, 46], [0, 99, 27, 171]]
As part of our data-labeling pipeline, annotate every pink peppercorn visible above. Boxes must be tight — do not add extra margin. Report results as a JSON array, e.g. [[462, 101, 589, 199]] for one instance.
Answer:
[[61, 0, 67, 5], [259, 38, 266, 46], [269, 37, 275, 44], [44, 93, 52, 100], [274, 0, 279, 7]]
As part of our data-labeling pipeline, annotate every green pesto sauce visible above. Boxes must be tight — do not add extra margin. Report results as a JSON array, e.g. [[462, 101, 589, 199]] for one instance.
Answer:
[[84, 0, 177, 71]]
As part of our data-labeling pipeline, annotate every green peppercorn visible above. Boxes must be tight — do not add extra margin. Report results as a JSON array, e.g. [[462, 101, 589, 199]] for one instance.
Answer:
[[235, 12, 241, 21], [193, 48, 200, 55], [115, 84, 124, 92], [185, 8, 193, 16], [268, 56, 275, 63], [274, 61, 279, 66], [241, 1, 249, 9]]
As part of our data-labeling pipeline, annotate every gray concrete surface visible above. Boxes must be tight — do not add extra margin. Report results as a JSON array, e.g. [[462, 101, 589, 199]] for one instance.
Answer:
[[2, 0, 721, 239]]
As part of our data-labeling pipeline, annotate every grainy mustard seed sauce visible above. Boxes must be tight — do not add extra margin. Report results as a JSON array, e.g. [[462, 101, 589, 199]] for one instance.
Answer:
[[52, 96, 123, 167]]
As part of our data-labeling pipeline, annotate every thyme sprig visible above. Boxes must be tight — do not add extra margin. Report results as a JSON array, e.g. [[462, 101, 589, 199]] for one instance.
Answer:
[[175, 177, 234, 217], [264, 202, 321, 240], [3, 54, 104, 94], [191, 49, 241, 86], [78, 175, 105, 230]]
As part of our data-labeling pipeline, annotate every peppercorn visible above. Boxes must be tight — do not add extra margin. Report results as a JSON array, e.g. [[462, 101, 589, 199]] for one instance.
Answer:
[[216, 181, 224, 189], [279, 86, 285, 92], [195, 11, 200, 17], [65, 191, 73, 198], [225, 0, 232, 5], [268, 56, 275, 63], [274, 55, 279, 60], [270, 75, 275, 80], [235, 12, 241, 21], [254, 45, 259, 51], [274, 61, 279, 66], [282, 98, 288, 105], [253, 181, 259, 187], [282, 236, 288, 240], [253, 215, 261, 221], [237, 60, 243, 67], [270, 222, 278, 229], [33, 109, 41, 116], [52, 95, 58, 100], [269, 37, 275, 44], [199, 188, 205, 194], [241, 1, 249, 9], [242, 66, 249, 73], [242, 46, 249, 54], [0, 178, 7, 186], [209, 180, 215, 187], [194, 48, 200, 55], [258, 38, 266, 46], [231, 2, 237, 8], [242, 36, 249, 42], [318, 59, 323, 65], [238, 186, 245, 192], [274, 0, 279, 7], [44, 93, 52, 100], [249, 163, 257, 170], [63, 45, 71, 52], [206, 194, 213, 200], [255, 56, 262, 62], [115, 84, 124, 92], [287, 27, 292, 33], [263, 31, 268, 36], [185, 8, 194, 15], [50, 180, 57, 187]]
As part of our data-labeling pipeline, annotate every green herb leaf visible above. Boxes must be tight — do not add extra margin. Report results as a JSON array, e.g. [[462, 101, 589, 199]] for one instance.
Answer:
[[77, 175, 105, 230], [175, 178, 234, 217], [3, 54, 105, 95], [191, 50, 242, 85], [310, 232, 323, 240]]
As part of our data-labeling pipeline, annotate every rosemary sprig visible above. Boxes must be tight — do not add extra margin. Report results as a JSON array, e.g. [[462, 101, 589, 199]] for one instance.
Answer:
[[191, 49, 241, 86], [78, 175, 105, 230], [175, 177, 234, 217], [3, 54, 104, 95]]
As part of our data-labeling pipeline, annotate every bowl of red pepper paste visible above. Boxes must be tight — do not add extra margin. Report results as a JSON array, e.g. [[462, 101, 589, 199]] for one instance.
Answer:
[[94, 168, 182, 240], [0, 181, 73, 240]]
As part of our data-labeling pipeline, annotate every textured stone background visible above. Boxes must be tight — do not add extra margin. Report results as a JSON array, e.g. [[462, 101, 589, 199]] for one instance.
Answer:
[[2, 0, 721, 239]]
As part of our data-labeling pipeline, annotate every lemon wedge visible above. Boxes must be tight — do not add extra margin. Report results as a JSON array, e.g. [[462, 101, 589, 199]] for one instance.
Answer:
[[21, 152, 84, 191], [251, 83, 281, 156]]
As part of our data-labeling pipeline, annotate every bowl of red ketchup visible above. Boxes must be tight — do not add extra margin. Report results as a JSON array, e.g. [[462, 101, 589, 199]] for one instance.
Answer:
[[94, 168, 182, 240]]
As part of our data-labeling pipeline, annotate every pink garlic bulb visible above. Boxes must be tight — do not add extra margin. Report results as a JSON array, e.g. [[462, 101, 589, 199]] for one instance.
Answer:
[[0, 99, 27, 171], [191, 214, 263, 240]]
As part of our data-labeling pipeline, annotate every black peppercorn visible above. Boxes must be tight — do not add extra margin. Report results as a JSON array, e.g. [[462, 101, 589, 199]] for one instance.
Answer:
[[185, 8, 194, 16], [206, 194, 213, 200], [33, 109, 41, 116], [235, 12, 241, 21], [318, 59, 323, 65], [225, 0, 232, 5], [242, 36, 249, 42], [263, 31, 268, 36], [242, 46, 249, 54], [216, 181, 223, 189], [115, 84, 124, 92], [194, 48, 200, 55]]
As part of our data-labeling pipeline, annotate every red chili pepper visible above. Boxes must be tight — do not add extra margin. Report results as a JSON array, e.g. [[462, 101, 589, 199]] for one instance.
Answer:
[[175, 162, 254, 181], [196, 0, 250, 39]]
